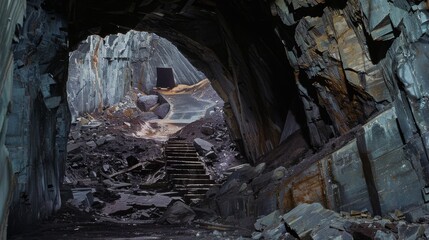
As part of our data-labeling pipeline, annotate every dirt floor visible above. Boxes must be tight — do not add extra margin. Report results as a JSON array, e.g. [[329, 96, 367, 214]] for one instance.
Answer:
[[9, 80, 248, 239]]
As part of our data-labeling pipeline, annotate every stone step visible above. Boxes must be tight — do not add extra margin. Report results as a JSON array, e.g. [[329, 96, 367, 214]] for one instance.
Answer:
[[169, 164, 204, 169], [165, 147, 195, 151], [171, 178, 215, 184], [165, 152, 198, 157], [167, 160, 202, 165], [175, 183, 220, 188], [166, 168, 206, 174], [166, 142, 193, 146], [175, 188, 210, 194], [167, 141, 191, 143], [183, 193, 206, 199], [166, 157, 200, 161], [170, 174, 210, 179]]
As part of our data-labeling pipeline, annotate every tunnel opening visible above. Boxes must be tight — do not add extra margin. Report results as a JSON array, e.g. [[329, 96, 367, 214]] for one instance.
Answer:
[[55, 30, 251, 237], [4, 0, 429, 239]]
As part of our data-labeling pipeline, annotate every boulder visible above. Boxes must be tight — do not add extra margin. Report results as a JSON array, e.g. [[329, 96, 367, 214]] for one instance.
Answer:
[[193, 138, 214, 155], [153, 103, 170, 118], [86, 141, 97, 148], [398, 223, 425, 240], [136, 95, 158, 111], [254, 210, 281, 231], [159, 201, 196, 224]]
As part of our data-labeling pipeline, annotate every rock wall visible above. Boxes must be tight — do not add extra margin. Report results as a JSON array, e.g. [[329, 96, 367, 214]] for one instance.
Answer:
[[0, 0, 26, 238], [5, 0, 70, 233], [0, 0, 429, 234], [213, 0, 429, 221], [215, 105, 428, 222], [67, 31, 205, 120]]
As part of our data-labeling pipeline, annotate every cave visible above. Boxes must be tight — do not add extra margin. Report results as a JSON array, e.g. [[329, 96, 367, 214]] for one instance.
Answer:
[[1, 0, 429, 239]]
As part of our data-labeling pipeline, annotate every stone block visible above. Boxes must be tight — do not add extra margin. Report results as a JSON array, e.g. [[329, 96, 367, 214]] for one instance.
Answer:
[[137, 95, 158, 112], [329, 140, 372, 213], [372, 147, 424, 215], [363, 108, 403, 160]]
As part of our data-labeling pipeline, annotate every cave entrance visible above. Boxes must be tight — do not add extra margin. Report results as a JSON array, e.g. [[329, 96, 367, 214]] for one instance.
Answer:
[[66, 30, 226, 141], [62, 30, 245, 231]]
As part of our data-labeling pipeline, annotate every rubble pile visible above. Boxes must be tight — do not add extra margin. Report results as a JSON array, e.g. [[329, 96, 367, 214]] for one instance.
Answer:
[[62, 83, 246, 229], [250, 203, 429, 240]]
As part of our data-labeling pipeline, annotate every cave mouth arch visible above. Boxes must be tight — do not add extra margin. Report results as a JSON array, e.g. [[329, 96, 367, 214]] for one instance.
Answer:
[[5, 0, 311, 235], [5, 0, 429, 238]]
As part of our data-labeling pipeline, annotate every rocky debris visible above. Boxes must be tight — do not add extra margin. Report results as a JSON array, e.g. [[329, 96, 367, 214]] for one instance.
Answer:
[[86, 140, 97, 148], [102, 193, 173, 215], [153, 102, 170, 118], [201, 124, 215, 136], [249, 203, 429, 240], [159, 201, 196, 224], [68, 188, 95, 209], [61, 83, 244, 230], [136, 95, 158, 112], [254, 210, 281, 232]]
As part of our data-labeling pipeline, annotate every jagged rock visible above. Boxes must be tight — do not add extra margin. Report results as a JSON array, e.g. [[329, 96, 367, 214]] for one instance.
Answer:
[[96, 137, 107, 146], [137, 95, 158, 112], [104, 134, 116, 142], [251, 232, 263, 240], [69, 188, 94, 209], [262, 223, 287, 240], [201, 125, 215, 135], [153, 103, 170, 118], [102, 164, 110, 172], [374, 230, 396, 240], [193, 138, 214, 155], [254, 210, 281, 231], [67, 143, 82, 153], [398, 223, 425, 240], [282, 203, 341, 239], [159, 201, 196, 224], [103, 193, 172, 216], [71, 131, 81, 140], [86, 141, 97, 148]]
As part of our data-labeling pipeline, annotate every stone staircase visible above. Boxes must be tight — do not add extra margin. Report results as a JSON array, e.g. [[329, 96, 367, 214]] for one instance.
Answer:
[[165, 139, 218, 203]]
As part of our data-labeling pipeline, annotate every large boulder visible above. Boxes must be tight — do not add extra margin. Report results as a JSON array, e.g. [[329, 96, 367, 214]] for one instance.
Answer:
[[136, 95, 158, 111], [159, 201, 196, 224], [193, 138, 214, 155]]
